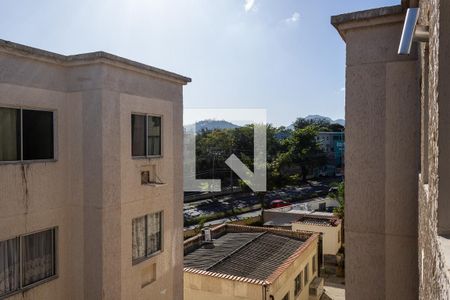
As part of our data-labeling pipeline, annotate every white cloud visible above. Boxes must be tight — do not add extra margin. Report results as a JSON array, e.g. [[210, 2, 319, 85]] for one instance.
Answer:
[[285, 12, 300, 23], [244, 0, 256, 12]]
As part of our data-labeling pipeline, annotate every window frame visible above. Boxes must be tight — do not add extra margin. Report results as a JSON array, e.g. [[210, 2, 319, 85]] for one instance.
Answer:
[[0, 105, 57, 165], [131, 113, 163, 159], [304, 263, 309, 286], [132, 211, 164, 265], [312, 254, 317, 274], [0, 227, 58, 299], [294, 271, 303, 296]]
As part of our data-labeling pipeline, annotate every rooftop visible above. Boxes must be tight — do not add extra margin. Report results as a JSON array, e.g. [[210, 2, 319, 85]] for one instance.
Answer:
[[184, 224, 318, 284], [265, 201, 336, 216], [0, 39, 191, 84], [296, 216, 341, 227]]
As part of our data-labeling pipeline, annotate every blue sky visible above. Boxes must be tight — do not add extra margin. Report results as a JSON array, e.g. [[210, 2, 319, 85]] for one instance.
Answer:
[[0, 0, 398, 126]]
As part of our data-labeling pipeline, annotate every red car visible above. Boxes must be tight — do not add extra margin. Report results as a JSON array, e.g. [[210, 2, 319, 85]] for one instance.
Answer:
[[270, 199, 290, 208]]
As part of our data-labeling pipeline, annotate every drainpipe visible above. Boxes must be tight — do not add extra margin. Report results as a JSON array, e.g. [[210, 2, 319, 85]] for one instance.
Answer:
[[262, 284, 273, 300]]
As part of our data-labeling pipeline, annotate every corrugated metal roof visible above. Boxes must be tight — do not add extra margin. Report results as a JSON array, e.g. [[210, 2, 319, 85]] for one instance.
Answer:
[[184, 232, 304, 281], [296, 217, 340, 227], [184, 232, 261, 270]]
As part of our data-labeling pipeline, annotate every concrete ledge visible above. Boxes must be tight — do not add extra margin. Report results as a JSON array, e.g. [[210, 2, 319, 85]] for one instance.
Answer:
[[331, 5, 405, 41], [0, 39, 191, 84], [331, 5, 404, 26]]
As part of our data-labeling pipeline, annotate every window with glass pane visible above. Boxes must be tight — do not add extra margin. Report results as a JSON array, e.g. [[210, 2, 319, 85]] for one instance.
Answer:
[[294, 271, 302, 296], [132, 212, 162, 264], [0, 229, 56, 297], [0, 108, 21, 161], [0, 238, 20, 297], [147, 116, 161, 156], [312, 254, 317, 274], [0, 107, 54, 162], [132, 216, 146, 260], [146, 212, 161, 255], [22, 110, 54, 160], [131, 114, 146, 156], [304, 264, 309, 286], [22, 229, 55, 286]]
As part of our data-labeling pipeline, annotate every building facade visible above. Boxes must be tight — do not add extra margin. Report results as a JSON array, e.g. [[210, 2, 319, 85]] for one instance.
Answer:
[[333, 0, 450, 299], [315, 132, 345, 177], [183, 224, 322, 300], [0, 40, 190, 299], [292, 217, 342, 256]]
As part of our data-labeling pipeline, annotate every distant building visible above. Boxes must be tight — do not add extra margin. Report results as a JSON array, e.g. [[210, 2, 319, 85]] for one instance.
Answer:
[[315, 132, 345, 176], [293, 217, 342, 256], [0, 39, 190, 299], [183, 224, 323, 300], [263, 203, 342, 255]]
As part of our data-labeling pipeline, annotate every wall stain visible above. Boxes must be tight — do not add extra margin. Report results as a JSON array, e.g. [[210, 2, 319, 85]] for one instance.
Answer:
[[21, 164, 29, 214]]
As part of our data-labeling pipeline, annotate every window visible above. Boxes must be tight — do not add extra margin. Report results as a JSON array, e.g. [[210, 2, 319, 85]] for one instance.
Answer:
[[0, 228, 56, 298], [147, 116, 161, 156], [131, 114, 162, 157], [304, 263, 309, 286], [312, 255, 317, 274], [294, 271, 303, 296], [0, 107, 54, 162], [281, 292, 289, 300], [132, 212, 162, 263]]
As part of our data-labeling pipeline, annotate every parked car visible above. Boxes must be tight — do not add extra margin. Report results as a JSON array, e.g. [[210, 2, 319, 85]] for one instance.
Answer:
[[270, 199, 290, 208], [328, 186, 338, 194]]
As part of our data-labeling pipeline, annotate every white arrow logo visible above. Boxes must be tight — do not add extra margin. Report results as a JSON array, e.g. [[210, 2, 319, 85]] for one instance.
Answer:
[[183, 109, 267, 192]]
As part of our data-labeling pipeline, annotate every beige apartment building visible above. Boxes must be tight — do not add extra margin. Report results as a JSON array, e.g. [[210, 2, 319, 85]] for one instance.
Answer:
[[332, 0, 450, 299], [183, 224, 322, 300], [263, 204, 342, 256], [0, 39, 190, 299], [292, 217, 342, 256]]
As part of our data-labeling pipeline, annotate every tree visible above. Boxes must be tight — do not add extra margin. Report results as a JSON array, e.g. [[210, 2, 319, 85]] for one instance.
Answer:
[[327, 123, 345, 132], [331, 181, 345, 220], [293, 118, 330, 131], [281, 125, 327, 182]]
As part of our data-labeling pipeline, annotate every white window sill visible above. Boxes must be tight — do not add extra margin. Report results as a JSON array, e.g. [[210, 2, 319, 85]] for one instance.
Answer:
[[142, 183, 167, 187], [0, 159, 57, 165]]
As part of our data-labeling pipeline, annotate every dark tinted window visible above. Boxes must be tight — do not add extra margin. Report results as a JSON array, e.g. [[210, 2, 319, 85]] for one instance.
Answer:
[[147, 116, 161, 156], [22, 110, 54, 160], [131, 114, 146, 156], [0, 238, 20, 296], [0, 108, 21, 161], [22, 229, 55, 286], [0, 228, 57, 297]]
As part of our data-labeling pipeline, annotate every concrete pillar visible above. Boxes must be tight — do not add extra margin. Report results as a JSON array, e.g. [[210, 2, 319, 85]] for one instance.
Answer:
[[332, 6, 420, 300]]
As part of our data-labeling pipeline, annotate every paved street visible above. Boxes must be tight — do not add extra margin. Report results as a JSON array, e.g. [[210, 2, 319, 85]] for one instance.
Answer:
[[184, 178, 341, 227]]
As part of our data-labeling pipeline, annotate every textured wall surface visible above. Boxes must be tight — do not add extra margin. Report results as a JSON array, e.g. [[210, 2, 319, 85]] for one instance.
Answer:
[[418, 0, 450, 299], [333, 5, 420, 300], [0, 41, 188, 300]]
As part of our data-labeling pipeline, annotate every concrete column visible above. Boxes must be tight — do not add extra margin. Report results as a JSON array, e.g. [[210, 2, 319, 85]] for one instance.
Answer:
[[332, 6, 420, 300]]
